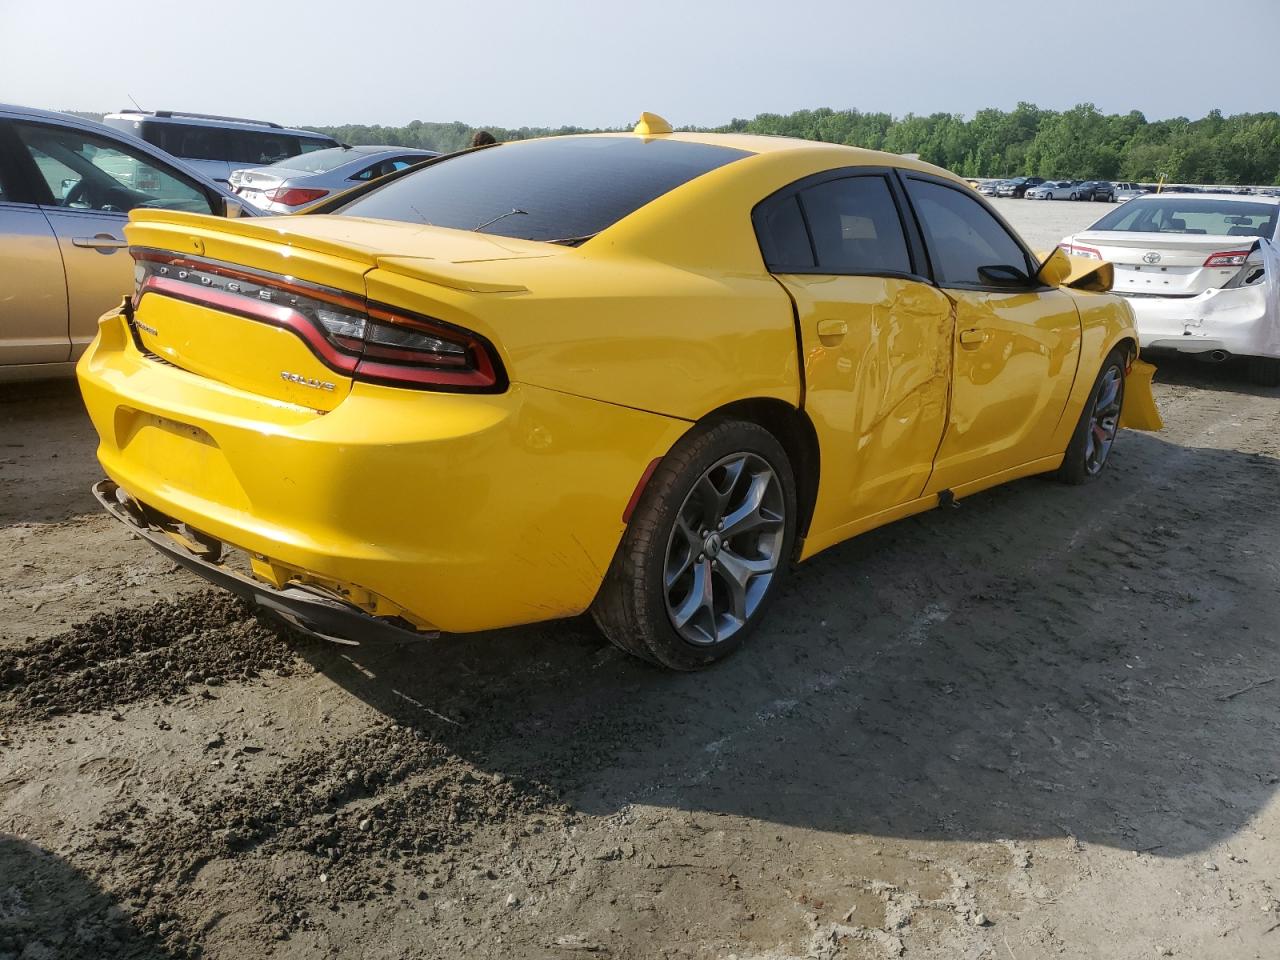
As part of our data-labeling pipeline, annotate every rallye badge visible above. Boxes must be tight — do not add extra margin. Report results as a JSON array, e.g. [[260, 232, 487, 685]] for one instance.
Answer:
[[280, 371, 336, 391]]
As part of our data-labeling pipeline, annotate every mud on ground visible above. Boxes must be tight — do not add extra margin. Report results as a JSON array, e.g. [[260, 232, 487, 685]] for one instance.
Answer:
[[1, 355, 1278, 960]]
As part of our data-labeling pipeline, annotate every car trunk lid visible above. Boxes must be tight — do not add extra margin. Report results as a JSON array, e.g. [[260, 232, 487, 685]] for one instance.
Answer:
[[122, 211, 559, 409], [1069, 230, 1255, 297]]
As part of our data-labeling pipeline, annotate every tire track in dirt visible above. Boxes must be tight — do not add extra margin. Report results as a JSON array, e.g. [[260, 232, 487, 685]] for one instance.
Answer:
[[87, 723, 572, 957], [0, 591, 306, 728]]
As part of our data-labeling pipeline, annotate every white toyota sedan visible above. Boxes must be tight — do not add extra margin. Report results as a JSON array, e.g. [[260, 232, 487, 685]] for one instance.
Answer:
[[1060, 193, 1279, 385]]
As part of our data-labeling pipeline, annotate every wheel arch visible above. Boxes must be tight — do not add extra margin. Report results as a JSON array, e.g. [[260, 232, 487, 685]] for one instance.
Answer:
[[698, 397, 821, 551]]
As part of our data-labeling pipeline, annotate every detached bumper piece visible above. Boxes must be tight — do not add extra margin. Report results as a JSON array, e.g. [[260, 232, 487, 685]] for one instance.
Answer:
[[93, 480, 437, 645]]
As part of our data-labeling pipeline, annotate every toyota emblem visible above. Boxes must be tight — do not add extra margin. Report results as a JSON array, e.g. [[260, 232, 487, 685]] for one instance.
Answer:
[[1142, 251, 1162, 264]]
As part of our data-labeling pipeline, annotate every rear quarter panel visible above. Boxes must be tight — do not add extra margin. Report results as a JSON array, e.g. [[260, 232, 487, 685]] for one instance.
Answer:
[[366, 257, 801, 422]]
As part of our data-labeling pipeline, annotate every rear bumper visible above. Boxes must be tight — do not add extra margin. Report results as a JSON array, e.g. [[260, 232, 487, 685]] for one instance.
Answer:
[[94, 479, 432, 643], [1123, 285, 1280, 360], [78, 309, 688, 634]]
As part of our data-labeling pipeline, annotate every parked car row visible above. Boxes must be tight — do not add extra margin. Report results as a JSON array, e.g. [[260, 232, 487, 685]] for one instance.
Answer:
[[0, 104, 254, 379], [973, 177, 1141, 201], [102, 110, 339, 185], [0, 104, 442, 379]]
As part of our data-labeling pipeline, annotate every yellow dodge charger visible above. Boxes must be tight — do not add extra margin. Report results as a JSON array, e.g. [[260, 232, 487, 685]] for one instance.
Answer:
[[78, 114, 1161, 669]]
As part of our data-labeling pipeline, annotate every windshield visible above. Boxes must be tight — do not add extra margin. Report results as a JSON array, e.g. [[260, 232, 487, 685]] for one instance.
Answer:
[[335, 136, 751, 243], [271, 147, 360, 174], [1090, 197, 1278, 237]]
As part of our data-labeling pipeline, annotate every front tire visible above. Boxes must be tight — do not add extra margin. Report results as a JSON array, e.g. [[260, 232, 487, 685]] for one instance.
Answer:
[[592, 419, 797, 670], [1057, 347, 1127, 485]]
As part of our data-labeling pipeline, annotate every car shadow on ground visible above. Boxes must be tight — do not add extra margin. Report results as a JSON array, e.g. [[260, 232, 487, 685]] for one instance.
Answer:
[[0, 834, 175, 959], [1149, 351, 1280, 397], [297, 431, 1280, 859]]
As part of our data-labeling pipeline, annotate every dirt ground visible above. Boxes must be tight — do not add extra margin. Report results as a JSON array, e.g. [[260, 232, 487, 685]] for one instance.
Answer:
[[2, 199, 1279, 960]]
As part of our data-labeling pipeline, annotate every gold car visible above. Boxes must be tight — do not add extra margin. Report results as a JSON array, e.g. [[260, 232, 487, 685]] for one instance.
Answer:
[[0, 104, 245, 381], [78, 114, 1161, 670]]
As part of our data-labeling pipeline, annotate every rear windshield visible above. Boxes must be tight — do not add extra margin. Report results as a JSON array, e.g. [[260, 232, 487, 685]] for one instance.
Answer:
[[334, 137, 752, 243], [1091, 197, 1278, 237], [274, 147, 362, 174]]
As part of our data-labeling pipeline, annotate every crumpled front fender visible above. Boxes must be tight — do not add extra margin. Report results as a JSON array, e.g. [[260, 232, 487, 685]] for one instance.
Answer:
[[1120, 359, 1162, 431]]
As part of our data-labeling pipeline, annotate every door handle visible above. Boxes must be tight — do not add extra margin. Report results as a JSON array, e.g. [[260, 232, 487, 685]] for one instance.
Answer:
[[959, 328, 987, 347], [816, 318, 847, 343], [72, 235, 127, 250]]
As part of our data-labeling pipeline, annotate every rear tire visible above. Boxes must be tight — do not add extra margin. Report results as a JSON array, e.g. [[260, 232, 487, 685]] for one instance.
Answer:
[[592, 419, 797, 670], [1057, 348, 1127, 485], [1248, 356, 1280, 387]]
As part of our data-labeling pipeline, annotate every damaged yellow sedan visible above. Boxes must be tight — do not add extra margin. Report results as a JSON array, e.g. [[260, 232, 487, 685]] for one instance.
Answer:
[[78, 113, 1161, 670]]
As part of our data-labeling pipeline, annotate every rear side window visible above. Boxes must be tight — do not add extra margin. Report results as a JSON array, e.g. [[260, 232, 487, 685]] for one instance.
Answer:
[[798, 176, 911, 275], [297, 137, 335, 154], [906, 179, 1033, 286], [336, 137, 750, 243], [228, 131, 302, 165], [756, 196, 814, 269], [147, 123, 228, 161]]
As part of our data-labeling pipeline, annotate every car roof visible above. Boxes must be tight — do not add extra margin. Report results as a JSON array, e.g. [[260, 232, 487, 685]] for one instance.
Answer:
[[0, 102, 103, 125], [511, 130, 969, 186], [103, 109, 329, 140]]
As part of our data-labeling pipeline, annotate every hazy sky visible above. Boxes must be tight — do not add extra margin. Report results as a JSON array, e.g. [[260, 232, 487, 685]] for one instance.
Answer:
[[3, 0, 1277, 129]]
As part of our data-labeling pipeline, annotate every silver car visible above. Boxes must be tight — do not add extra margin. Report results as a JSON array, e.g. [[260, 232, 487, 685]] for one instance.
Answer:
[[1113, 181, 1149, 203], [0, 104, 253, 381], [229, 146, 437, 213], [1026, 180, 1078, 200]]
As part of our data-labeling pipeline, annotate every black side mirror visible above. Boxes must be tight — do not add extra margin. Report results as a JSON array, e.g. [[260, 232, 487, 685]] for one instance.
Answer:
[[977, 264, 1030, 287]]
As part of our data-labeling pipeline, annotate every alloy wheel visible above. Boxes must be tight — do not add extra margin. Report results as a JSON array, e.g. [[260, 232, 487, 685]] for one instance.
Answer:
[[1084, 365, 1123, 475], [663, 453, 786, 646]]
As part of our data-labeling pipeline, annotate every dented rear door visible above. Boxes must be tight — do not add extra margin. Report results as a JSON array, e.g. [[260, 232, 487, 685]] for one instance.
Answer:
[[755, 169, 955, 535]]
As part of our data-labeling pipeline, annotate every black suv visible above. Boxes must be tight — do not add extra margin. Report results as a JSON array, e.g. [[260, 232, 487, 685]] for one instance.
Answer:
[[1073, 180, 1115, 202], [996, 176, 1046, 198]]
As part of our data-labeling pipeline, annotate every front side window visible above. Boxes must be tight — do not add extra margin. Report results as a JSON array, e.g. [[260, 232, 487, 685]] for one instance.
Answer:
[[14, 123, 213, 215], [335, 137, 751, 244], [906, 179, 1033, 286], [797, 176, 912, 275]]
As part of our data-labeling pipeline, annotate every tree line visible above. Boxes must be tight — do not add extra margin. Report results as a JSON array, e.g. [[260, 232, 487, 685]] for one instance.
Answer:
[[68, 104, 1280, 185], [310, 103, 1280, 186]]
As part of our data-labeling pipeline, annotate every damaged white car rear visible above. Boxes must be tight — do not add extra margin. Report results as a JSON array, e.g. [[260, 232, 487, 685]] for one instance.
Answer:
[[1060, 193, 1280, 386]]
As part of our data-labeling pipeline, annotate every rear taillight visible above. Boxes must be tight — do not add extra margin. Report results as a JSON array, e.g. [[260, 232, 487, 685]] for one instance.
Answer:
[[1061, 243, 1103, 260], [1203, 250, 1251, 268], [264, 187, 330, 206], [131, 250, 505, 392]]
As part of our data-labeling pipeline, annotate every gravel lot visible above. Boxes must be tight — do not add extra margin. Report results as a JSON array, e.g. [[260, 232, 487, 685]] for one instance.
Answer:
[[2, 198, 1279, 960]]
